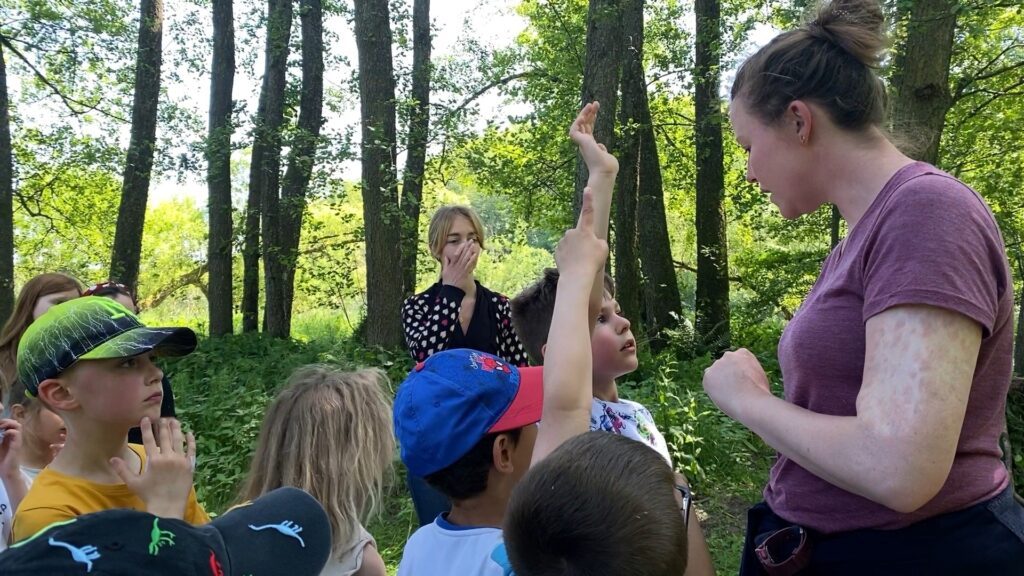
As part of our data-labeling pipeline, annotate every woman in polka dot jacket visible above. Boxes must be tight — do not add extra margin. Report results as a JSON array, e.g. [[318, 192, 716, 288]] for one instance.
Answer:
[[400, 204, 530, 527], [401, 205, 529, 368]]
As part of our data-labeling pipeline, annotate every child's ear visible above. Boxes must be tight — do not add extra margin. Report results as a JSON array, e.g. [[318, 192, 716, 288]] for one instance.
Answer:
[[10, 403, 27, 420], [540, 344, 547, 360], [37, 379, 78, 412], [492, 433, 516, 474]]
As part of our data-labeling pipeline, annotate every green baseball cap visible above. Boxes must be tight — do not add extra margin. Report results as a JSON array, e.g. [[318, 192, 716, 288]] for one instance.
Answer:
[[17, 296, 197, 395]]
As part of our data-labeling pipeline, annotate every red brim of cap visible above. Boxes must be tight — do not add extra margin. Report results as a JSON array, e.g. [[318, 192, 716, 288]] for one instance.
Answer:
[[489, 366, 544, 433]]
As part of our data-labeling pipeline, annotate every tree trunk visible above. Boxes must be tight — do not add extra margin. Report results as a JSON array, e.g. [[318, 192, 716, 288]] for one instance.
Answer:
[[1015, 283, 1023, 378], [830, 204, 841, 250], [613, 119, 642, 330], [694, 0, 730, 353], [573, 0, 623, 214], [619, 0, 680, 351], [268, 0, 324, 338], [888, 0, 958, 164], [110, 0, 163, 293], [207, 0, 235, 337], [0, 39, 13, 324], [1015, 246, 1024, 378], [242, 0, 292, 333], [258, 0, 294, 338], [354, 0, 404, 347], [400, 0, 431, 298]]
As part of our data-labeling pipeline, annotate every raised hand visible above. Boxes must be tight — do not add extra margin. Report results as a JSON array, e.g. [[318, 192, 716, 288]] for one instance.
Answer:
[[441, 240, 480, 287], [111, 417, 196, 519], [569, 101, 618, 176]]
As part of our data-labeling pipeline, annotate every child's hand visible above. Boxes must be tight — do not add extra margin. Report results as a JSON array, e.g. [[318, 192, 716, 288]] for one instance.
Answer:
[[569, 101, 618, 176], [111, 417, 196, 520], [441, 241, 480, 287], [555, 188, 608, 278], [0, 419, 23, 478]]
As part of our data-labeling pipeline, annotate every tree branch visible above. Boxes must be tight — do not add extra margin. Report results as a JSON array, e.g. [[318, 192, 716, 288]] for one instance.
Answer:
[[0, 33, 128, 123], [441, 70, 553, 118]]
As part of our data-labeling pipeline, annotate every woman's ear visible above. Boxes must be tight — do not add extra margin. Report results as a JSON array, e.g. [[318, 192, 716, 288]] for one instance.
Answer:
[[787, 100, 814, 144], [36, 379, 77, 413]]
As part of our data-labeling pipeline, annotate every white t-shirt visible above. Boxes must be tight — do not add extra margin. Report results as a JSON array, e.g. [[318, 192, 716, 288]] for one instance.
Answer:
[[0, 476, 12, 552], [397, 514, 514, 576], [590, 397, 672, 465]]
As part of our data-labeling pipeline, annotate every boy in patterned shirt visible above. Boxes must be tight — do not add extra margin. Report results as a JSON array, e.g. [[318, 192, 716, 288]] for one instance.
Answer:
[[512, 270, 672, 464]]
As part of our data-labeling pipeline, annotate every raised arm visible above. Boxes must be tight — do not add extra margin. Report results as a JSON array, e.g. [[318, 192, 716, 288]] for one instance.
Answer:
[[531, 189, 609, 465]]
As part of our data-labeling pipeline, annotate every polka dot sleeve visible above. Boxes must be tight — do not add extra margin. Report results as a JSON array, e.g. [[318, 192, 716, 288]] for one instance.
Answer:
[[401, 286, 464, 362], [495, 295, 529, 367]]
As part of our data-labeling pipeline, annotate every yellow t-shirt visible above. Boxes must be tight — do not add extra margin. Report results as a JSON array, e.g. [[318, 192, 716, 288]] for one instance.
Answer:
[[12, 443, 209, 542]]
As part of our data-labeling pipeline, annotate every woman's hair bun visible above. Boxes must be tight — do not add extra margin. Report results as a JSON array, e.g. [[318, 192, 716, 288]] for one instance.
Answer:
[[807, 0, 887, 68]]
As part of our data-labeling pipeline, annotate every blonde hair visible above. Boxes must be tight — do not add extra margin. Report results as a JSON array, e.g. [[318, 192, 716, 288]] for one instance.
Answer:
[[427, 205, 486, 262], [239, 366, 395, 557]]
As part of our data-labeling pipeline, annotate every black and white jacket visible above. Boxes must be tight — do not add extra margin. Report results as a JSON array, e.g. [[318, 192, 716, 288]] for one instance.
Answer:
[[401, 281, 529, 366]]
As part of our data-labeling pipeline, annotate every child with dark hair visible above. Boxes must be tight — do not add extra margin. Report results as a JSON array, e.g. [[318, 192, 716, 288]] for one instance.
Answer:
[[511, 273, 715, 575], [512, 269, 671, 463], [504, 432, 689, 576]]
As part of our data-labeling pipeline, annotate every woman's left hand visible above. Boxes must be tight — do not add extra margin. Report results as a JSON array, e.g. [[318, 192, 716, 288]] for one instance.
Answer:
[[703, 348, 774, 421]]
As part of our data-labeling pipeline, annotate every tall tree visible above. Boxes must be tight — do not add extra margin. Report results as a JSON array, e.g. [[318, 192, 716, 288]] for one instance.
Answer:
[[110, 0, 163, 292], [242, 0, 292, 333], [613, 117, 642, 330], [889, 0, 958, 164], [265, 0, 324, 338], [694, 0, 730, 352], [618, 0, 681, 349], [574, 0, 623, 213], [400, 0, 431, 297], [353, 0, 403, 347], [1014, 241, 1024, 379], [207, 0, 235, 337], [0, 39, 12, 323], [830, 204, 841, 249]]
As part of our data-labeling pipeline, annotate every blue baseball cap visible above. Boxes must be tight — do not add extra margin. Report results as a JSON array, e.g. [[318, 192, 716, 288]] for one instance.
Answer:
[[394, 349, 544, 477]]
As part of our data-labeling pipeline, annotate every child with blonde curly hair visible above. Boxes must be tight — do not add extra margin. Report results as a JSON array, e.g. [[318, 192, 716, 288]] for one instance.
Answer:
[[239, 365, 395, 576]]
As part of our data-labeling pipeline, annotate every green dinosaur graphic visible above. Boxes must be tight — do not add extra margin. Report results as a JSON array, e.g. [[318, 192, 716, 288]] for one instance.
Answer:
[[148, 518, 176, 555]]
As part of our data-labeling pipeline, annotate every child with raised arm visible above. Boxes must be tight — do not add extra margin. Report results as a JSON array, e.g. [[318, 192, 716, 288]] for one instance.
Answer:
[[11, 296, 207, 542], [509, 110, 716, 574]]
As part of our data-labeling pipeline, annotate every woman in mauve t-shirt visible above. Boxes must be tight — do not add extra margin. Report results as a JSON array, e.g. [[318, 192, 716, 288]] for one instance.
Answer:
[[702, 0, 1024, 574]]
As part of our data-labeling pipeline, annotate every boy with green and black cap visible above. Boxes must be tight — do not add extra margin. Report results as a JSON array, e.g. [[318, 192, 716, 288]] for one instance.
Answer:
[[12, 296, 208, 542]]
